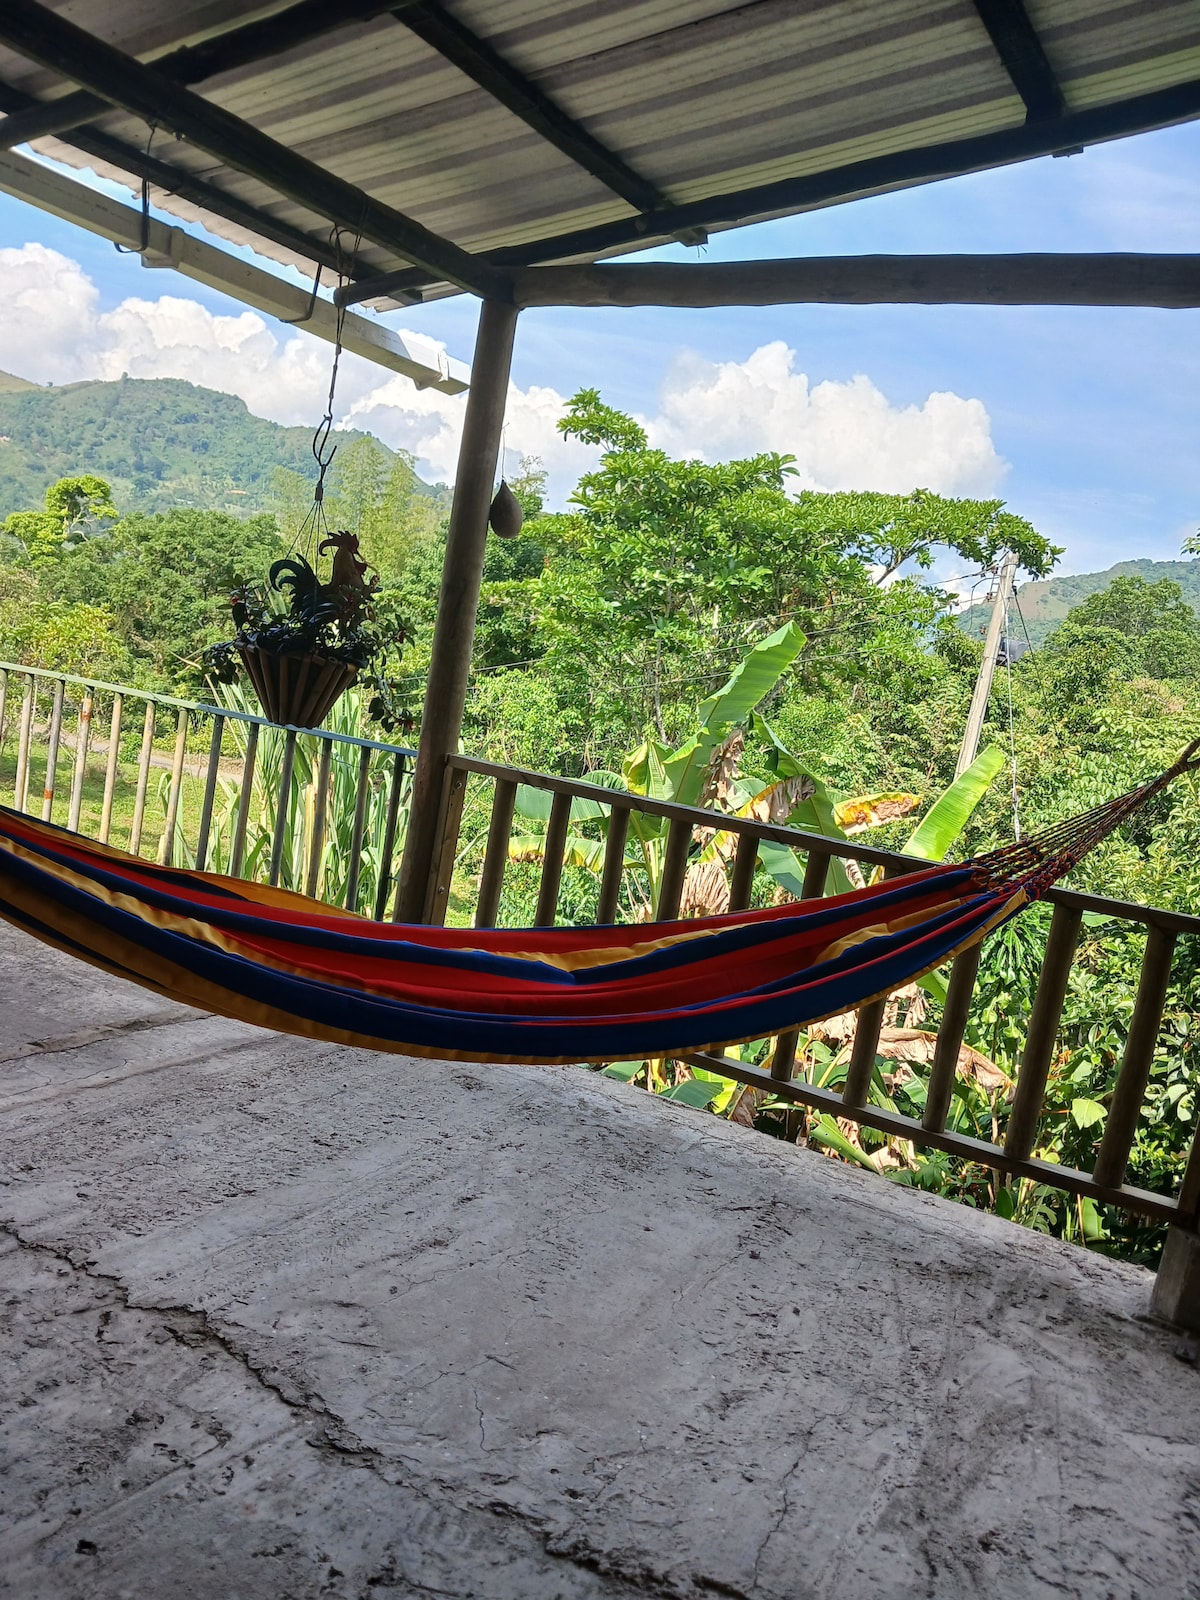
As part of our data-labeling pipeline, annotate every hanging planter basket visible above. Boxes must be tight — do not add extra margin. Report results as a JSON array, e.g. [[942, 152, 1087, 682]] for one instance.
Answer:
[[237, 643, 359, 730]]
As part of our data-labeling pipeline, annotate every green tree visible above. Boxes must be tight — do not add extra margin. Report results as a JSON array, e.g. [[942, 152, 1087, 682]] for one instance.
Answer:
[[2, 474, 117, 566]]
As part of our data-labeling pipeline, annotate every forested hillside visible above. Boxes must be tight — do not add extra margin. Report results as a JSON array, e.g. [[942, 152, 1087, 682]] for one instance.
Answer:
[[0, 370, 444, 515], [958, 557, 1200, 645]]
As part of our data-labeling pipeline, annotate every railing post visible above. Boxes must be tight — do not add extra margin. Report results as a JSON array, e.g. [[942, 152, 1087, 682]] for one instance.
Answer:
[[343, 744, 373, 912], [305, 737, 333, 899], [40, 678, 66, 821], [99, 692, 123, 843], [841, 863, 902, 1108], [597, 803, 630, 924], [230, 721, 259, 877], [535, 790, 572, 927], [1093, 924, 1177, 1188], [395, 296, 521, 923], [654, 816, 691, 921], [268, 728, 299, 887], [195, 713, 225, 872], [13, 674, 35, 810], [423, 764, 468, 926], [923, 944, 983, 1133], [1004, 902, 1083, 1162], [158, 707, 189, 865], [67, 687, 94, 833], [373, 751, 408, 921], [801, 847, 831, 901], [727, 831, 759, 914], [128, 699, 158, 854], [475, 777, 517, 928]]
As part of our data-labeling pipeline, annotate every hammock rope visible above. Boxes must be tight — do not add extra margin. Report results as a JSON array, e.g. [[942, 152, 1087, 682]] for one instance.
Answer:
[[0, 741, 1196, 1066]]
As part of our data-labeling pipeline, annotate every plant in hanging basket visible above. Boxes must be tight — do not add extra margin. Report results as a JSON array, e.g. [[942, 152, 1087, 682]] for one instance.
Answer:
[[202, 530, 416, 734]]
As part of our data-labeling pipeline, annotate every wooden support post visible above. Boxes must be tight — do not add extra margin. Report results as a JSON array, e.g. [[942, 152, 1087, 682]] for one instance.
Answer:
[[1004, 902, 1082, 1162], [158, 708, 188, 865], [306, 738, 333, 899], [1093, 924, 1177, 1188], [268, 729, 298, 888], [801, 848, 831, 901], [395, 297, 519, 923]]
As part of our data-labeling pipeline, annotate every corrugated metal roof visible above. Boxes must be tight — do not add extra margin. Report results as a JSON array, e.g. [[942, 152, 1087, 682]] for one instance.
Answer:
[[1, 0, 1197, 300]]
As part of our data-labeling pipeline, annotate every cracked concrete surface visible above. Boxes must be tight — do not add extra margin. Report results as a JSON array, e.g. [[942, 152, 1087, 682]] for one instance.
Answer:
[[1, 920, 1199, 1598]]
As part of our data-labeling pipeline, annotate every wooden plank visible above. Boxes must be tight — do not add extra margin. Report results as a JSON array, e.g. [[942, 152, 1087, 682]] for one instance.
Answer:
[[682, 1052, 1179, 1224], [66, 689, 93, 833], [534, 790, 573, 927], [475, 778, 517, 929], [1004, 903, 1082, 1162], [1092, 925, 1178, 1189]]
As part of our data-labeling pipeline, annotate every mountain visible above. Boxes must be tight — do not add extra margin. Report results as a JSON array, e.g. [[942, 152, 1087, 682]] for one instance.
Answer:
[[957, 558, 1200, 647], [0, 370, 441, 516]]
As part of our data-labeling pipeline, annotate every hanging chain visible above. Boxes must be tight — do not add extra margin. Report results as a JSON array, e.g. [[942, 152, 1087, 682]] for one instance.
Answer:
[[291, 226, 361, 562]]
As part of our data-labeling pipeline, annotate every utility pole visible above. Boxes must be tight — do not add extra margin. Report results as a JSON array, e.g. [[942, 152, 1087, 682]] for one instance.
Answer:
[[956, 550, 1019, 777]]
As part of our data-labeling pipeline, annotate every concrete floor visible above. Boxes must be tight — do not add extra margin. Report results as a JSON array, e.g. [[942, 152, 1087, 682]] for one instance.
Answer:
[[1, 920, 1198, 1600]]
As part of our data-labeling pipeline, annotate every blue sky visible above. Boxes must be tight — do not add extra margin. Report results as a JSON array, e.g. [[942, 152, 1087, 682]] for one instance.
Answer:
[[0, 119, 1197, 578]]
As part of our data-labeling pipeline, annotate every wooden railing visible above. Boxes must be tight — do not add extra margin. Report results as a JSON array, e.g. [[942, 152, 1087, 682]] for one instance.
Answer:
[[3, 660, 1198, 1267], [431, 751, 1200, 1237], [0, 662, 417, 917]]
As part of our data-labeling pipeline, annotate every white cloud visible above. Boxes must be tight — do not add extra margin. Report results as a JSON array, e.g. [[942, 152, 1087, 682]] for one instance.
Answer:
[[0, 243, 1006, 504]]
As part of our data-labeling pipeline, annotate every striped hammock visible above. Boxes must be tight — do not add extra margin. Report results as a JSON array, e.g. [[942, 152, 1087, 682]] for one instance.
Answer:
[[0, 744, 1196, 1065]]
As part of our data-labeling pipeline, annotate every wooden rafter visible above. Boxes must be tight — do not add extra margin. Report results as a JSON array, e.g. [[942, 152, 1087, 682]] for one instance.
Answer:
[[390, 1, 669, 216], [0, 0, 503, 297], [0, 0, 404, 147], [338, 74, 1200, 304], [971, 0, 1065, 123]]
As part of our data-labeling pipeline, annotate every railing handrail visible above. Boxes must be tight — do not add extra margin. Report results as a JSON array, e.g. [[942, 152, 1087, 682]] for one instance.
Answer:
[[448, 752, 1200, 937], [0, 660, 418, 760]]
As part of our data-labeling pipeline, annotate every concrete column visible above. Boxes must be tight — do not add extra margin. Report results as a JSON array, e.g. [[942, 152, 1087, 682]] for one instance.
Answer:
[[1151, 1227, 1200, 1333], [394, 296, 520, 923]]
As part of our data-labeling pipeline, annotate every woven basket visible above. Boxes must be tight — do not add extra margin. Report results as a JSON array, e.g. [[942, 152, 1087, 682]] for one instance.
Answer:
[[238, 644, 358, 729]]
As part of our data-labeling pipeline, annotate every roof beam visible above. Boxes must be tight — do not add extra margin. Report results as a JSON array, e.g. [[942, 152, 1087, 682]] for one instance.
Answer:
[[0, 0, 404, 147], [970, 0, 1065, 123], [511, 255, 1200, 310], [389, 1, 668, 216], [0, 145, 467, 392], [0, 0, 505, 298], [0, 78, 381, 281], [338, 73, 1200, 303]]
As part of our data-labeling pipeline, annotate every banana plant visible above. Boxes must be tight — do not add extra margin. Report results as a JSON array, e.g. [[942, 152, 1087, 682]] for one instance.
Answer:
[[509, 620, 807, 914]]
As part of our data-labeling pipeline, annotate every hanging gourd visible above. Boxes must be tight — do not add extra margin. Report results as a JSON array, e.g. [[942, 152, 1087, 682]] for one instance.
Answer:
[[488, 479, 523, 539]]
